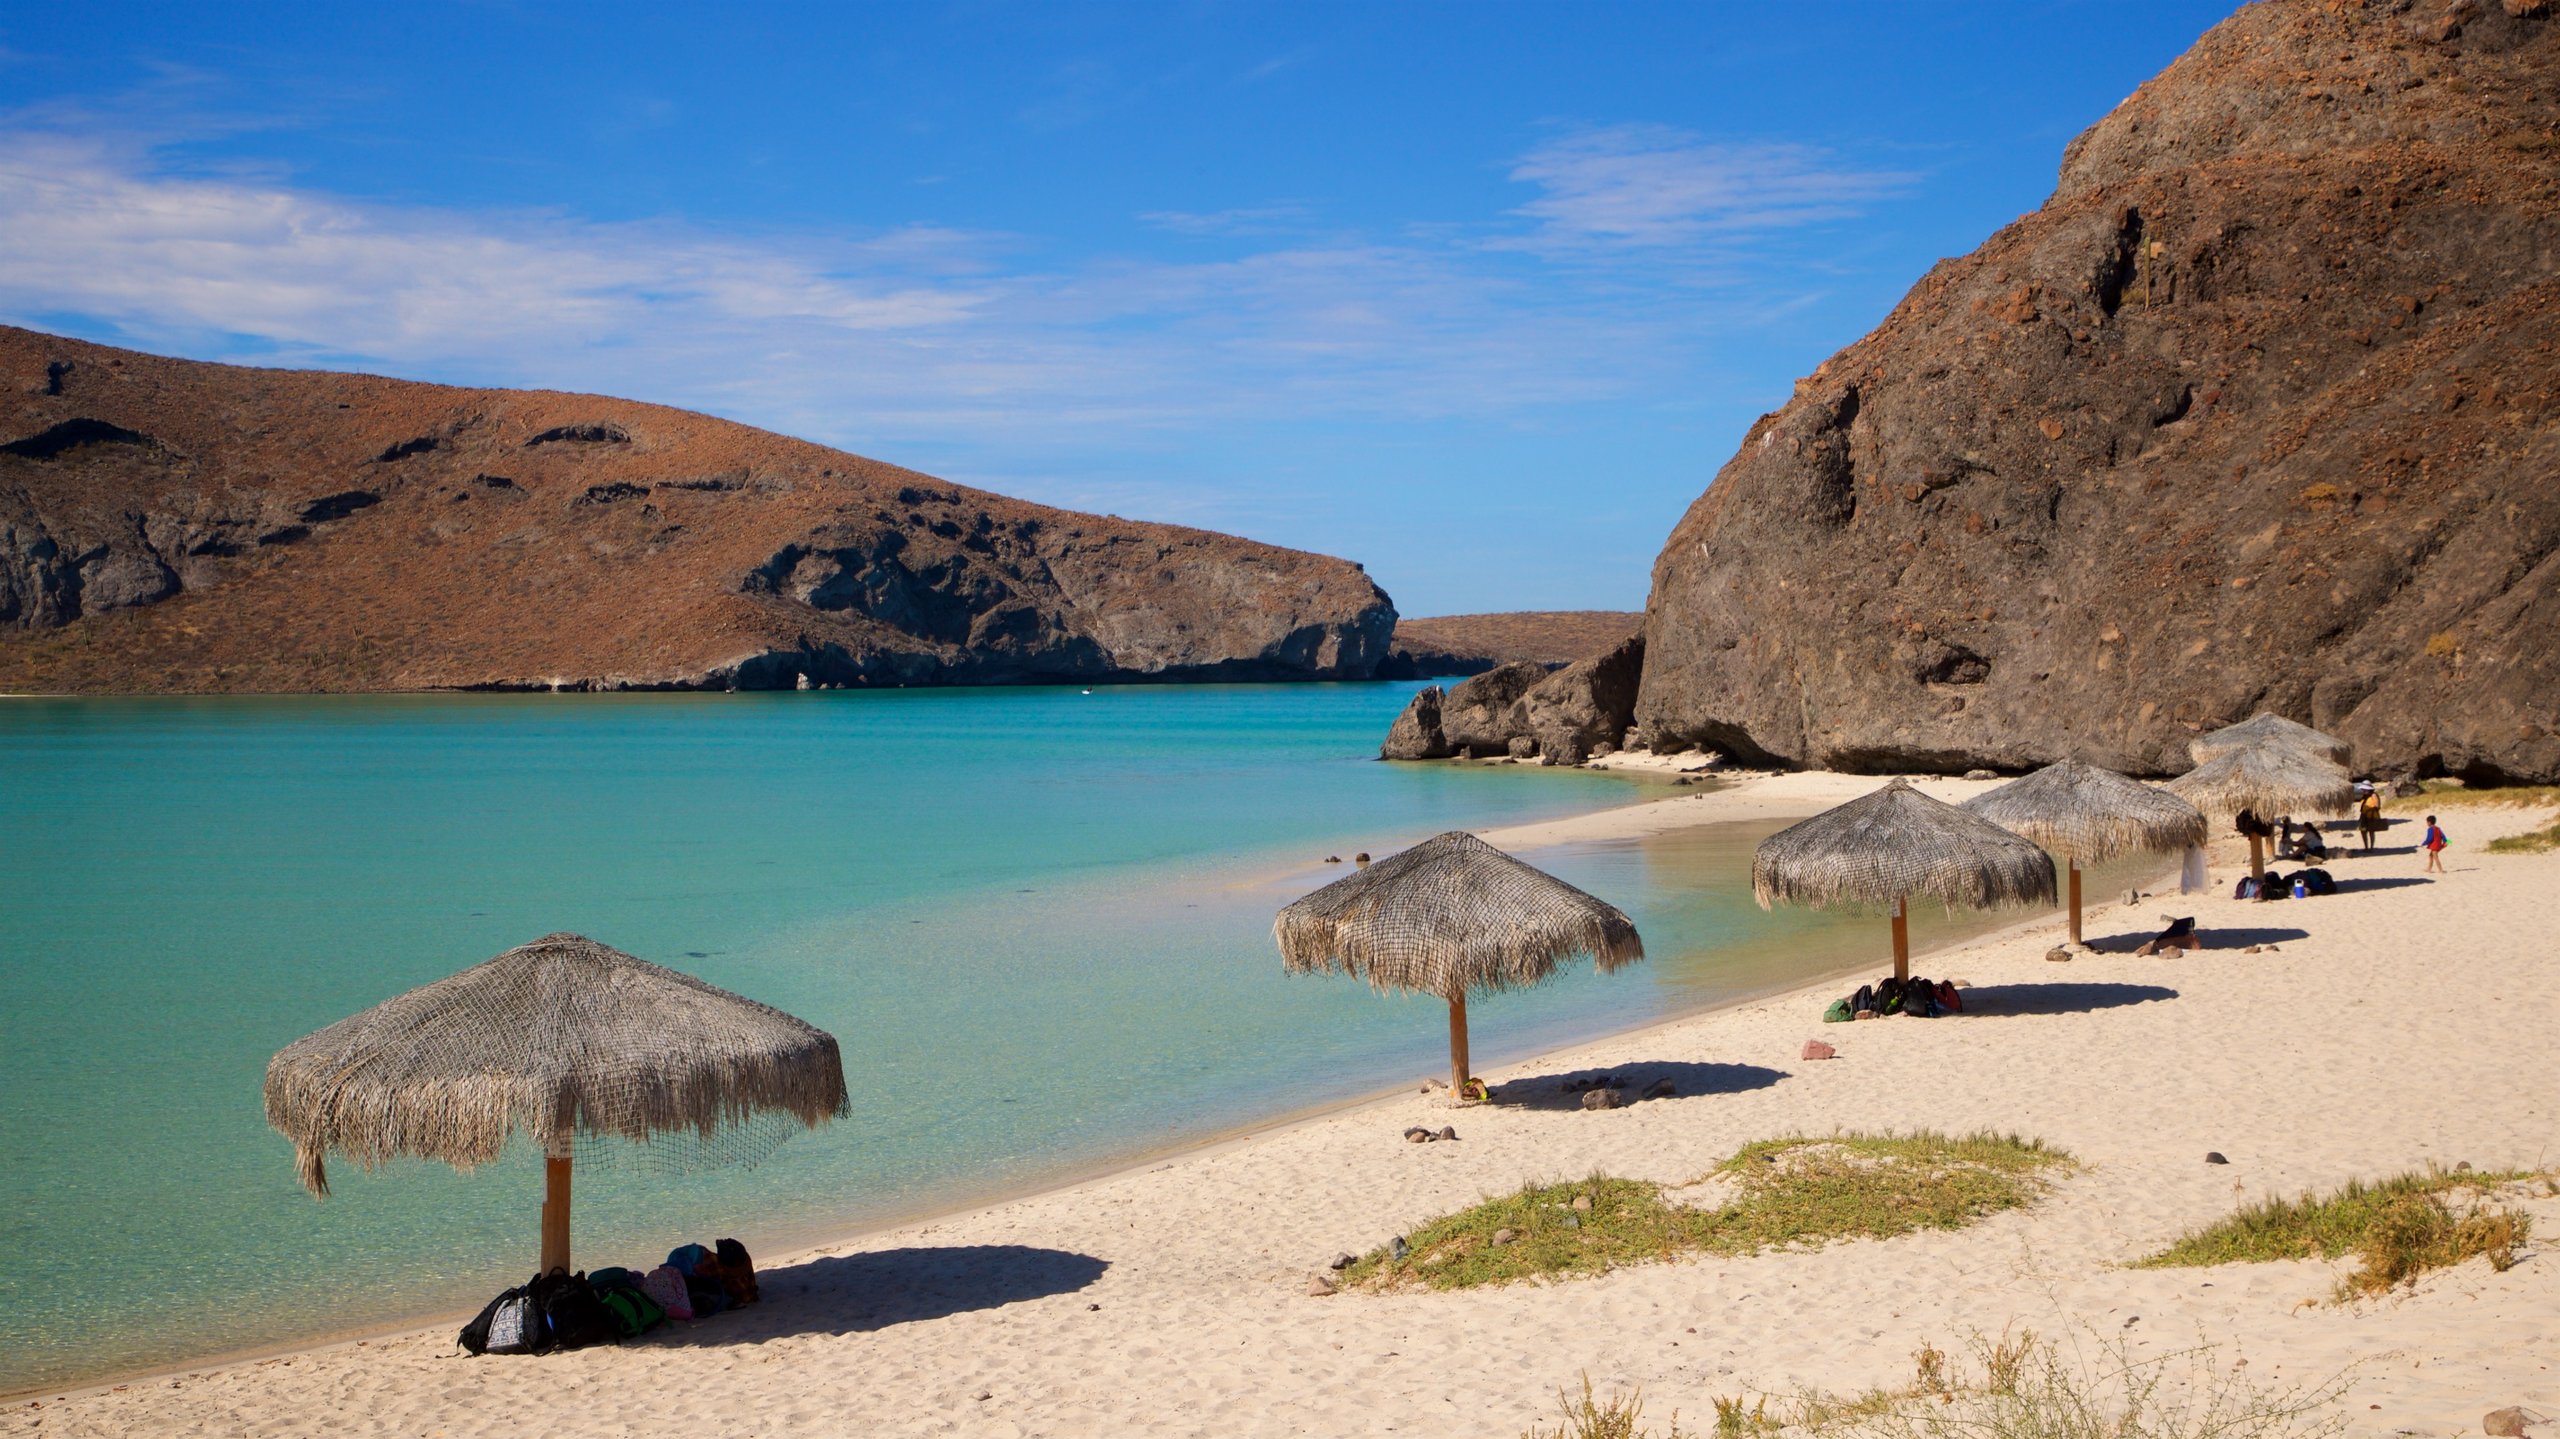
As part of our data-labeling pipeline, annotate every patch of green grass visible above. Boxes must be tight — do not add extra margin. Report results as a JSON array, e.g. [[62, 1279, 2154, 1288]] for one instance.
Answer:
[[2137, 1168, 2540, 1300], [2485, 820, 2560, 854], [1533, 1329, 2348, 1439], [2392, 782, 2560, 811], [1519, 1375, 1689, 1439], [1345, 1132, 2071, 1293]]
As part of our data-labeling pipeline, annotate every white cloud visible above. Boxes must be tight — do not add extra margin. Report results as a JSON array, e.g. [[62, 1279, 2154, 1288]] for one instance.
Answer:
[[0, 118, 1910, 550], [1505, 123, 1911, 251]]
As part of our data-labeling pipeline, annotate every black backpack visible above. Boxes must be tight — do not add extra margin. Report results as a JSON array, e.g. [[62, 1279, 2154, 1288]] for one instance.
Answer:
[[533, 1270, 621, 1352], [2300, 867, 2336, 896], [1905, 978, 1940, 1018], [1851, 983, 1876, 1015], [1876, 976, 1905, 1014], [460, 1277, 545, 1356]]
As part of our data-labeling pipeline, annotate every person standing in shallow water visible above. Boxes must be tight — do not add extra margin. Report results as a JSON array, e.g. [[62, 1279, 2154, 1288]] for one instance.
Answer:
[[2423, 814, 2449, 872]]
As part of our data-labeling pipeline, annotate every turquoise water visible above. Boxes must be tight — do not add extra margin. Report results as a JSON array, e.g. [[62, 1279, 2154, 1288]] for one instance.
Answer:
[[0, 685, 2078, 1394]]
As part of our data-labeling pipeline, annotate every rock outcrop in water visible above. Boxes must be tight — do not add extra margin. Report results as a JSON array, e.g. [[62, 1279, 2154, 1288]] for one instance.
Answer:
[[0, 327, 1395, 692], [1637, 0, 2560, 783], [1384, 634, 1648, 764]]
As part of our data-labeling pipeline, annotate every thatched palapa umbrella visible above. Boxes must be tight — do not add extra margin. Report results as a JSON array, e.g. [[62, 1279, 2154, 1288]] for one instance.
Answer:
[[1754, 778, 2056, 982], [1274, 831, 1643, 1097], [2191, 712, 2353, 767], [1961, 761, 2207, 944], [266, 933, 848, 1274], [2165, 744, 2358, 886]]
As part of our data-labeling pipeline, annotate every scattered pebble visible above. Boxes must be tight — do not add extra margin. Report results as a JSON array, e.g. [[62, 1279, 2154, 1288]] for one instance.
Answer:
[[2484, 1407, 2533, 1438], [1306, 1273, 1336, 1297], [1571, 1195, 1593, 1212], [1644, 1078, 1677, 1099], [1802, 1040, 1837, 1061], [2046, 946, 2073, 963], [1437, 1125, 1459, 1141], [1403, 1127, 1432, 1144], [1329, 1253, 1356, 1271], [1491, 1228, 1518, 1246], [1389, 1236, 1410, 1261], [1580, 1087, 1622, 1110], [2206, 1152, 2229, 1165]]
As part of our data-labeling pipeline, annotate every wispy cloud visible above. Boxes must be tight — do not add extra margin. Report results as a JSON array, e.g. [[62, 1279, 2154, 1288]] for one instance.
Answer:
[[1505, 123, 1912, 251], [1137, 204, 1314, 237], [0, 113, 1916, 546]]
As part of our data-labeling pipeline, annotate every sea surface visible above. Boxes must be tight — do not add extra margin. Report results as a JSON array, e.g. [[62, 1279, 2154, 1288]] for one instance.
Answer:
[[0, 684, 2125, 1394]]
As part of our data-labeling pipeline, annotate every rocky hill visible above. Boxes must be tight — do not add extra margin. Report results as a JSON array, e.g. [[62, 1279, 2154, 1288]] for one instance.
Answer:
[[1637, 0, 2559, 784], [1376, 610, 1641, 678], [0, 327, 1395, 692]]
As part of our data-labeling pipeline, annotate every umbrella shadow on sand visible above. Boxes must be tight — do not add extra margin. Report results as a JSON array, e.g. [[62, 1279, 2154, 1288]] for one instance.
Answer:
[[1956, 981, 2178, 1016], [2084, 925, 2310, 952], [644, 1244, 1108, 1345], [1486, 1061, 1785, 1111], [2329, 875, 2434, 894]]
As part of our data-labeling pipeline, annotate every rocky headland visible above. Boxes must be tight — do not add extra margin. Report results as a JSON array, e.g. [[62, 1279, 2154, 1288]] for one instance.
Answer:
[[1631, 0, 2558, 783], [0, 327, 1395, 692], [1374, 610, 1641, 679]]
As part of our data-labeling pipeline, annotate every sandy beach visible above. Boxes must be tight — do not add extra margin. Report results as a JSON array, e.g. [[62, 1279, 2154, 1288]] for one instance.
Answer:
[[17, 772, 2559, 1439]]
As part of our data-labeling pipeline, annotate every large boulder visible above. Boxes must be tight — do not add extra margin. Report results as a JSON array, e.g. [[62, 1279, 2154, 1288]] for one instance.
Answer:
[[1522, 634, 1645, 764], [1636, 0, 2560, 783], [1439, 660, 1546, 755], [1380, 685, 1453, 760]]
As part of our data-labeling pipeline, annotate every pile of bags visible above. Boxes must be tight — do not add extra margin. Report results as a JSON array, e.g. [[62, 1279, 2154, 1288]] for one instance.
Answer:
[[459, 1238, 758, 1356], [1822, 975, 1961, 1022], [2235, 868, 2335, 900]]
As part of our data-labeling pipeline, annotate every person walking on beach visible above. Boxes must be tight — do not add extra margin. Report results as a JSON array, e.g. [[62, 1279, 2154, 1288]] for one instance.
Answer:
[[2357, 784, 2384, 853], [2422, 814, 2449, 872]]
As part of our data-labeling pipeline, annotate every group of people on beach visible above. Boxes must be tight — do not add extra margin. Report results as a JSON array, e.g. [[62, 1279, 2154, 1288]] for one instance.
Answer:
[[2270, 783, 2446, 869]]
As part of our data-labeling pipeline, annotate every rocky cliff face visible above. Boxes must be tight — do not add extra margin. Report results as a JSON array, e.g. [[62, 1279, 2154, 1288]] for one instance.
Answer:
[[1638, 0, 2560, 783], [0, 327, 1395, 692]]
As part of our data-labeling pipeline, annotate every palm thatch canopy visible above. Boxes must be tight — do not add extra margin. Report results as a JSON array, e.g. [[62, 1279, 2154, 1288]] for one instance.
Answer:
[[1754, 778, 2056, 913], [1274, 831, 1643, 999], [1960, 761, 2207, 862], [266, 933, 848, 1198], [2164, 743, 2358, 819], [2190, 712, 2352, 767]]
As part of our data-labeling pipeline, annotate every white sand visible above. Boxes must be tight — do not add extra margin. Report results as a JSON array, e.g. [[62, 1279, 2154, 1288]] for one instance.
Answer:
[[18, 780, 2559, 1439]]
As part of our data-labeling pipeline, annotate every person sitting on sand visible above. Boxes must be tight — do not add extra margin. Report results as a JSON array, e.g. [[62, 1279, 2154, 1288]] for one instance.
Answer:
[[2292, 825, 2328, 862], [2357, 784, 2384, 853], [2423, 815, 2449, 873], [2134, 916, 2200, 956]]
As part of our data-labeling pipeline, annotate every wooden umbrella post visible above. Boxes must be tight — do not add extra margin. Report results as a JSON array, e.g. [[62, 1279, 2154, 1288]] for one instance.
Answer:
[[1890, 896, 1910, 983], [2247, 833, 2266, 887], [1447, 992, 1471, 1099], [539, 1145, 571, 1275], [2067, 860, 2083, 945]]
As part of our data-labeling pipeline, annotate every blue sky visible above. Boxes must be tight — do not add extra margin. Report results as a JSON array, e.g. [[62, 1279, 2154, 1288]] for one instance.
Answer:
[[0, 1, 2238, 615]]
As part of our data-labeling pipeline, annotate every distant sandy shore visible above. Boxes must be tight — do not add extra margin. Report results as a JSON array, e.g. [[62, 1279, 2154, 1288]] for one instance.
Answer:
[[20, 769, 2560, 1438]]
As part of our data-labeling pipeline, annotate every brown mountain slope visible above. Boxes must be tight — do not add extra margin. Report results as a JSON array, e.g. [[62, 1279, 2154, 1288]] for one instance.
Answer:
[[1377, 610, 1642, 678], [1637, 0, 2560, 783], [0, 328, 1394, 692]]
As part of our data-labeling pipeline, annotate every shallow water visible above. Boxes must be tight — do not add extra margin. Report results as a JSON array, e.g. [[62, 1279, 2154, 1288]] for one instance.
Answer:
[[0, 686, 2133, 1393]]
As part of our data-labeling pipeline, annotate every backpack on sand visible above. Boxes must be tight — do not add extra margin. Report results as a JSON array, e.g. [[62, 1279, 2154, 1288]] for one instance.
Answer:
[[1935, 980, 1962, 1014], [1823, 997, 1854, 1023], [642, 1264, 694, 1321], [596, 1285, 666, 1338], [460, 1278, 544, 1356], [534, 1271, 621, 1352], [715, 1238, 759, 1307]]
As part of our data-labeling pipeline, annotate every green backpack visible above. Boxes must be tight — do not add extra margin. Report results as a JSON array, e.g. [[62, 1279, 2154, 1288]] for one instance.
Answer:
[[595, 1285, 666, 1338], [1822, 997, 1854, 1023]]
